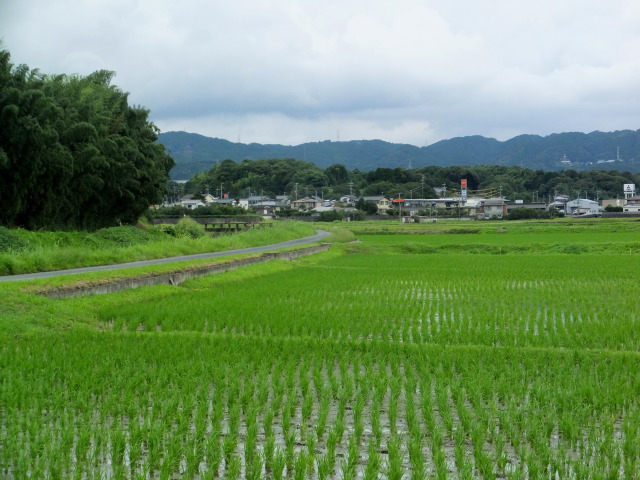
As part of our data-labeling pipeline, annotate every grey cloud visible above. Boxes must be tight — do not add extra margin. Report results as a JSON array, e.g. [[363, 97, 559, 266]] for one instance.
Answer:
[[1, 0, 639, 146]]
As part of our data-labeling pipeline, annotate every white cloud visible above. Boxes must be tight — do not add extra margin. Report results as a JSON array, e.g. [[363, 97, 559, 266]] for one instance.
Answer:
[[1, 0, 639, 146]]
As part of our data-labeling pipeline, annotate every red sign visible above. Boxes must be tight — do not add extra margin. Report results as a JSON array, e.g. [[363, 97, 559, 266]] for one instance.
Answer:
[[393, 198, 405, 203], [461, 179, 467, 188]]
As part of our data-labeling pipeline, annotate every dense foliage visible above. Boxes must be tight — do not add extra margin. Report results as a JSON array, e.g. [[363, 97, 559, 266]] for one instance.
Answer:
[[507, 206, 564, 220], [184, 158, 640, 203], [149, 204, 249, 218], [0, 49, 173, 230], [185, 158, 329, 198]]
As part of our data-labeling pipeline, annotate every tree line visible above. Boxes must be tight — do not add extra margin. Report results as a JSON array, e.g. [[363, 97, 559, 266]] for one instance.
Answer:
[[183, 158, 639, 202], [0, 49, 173, 230]]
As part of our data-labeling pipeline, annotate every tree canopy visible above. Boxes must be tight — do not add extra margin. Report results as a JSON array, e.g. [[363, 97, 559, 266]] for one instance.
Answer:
[[183, 157, 638, 204], [185, 157, 328, 198], [0, 49, 173, 230]]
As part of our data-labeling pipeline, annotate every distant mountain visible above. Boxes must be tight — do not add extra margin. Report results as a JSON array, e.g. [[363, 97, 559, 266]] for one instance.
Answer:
[[158, 130, 640, 180]]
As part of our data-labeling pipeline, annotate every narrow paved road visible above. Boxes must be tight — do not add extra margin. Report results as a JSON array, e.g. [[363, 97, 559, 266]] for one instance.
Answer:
[[0, 230, 330, 282]]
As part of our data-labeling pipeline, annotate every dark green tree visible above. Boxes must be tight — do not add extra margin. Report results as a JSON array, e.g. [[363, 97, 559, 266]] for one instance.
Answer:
[[0, 50, 173, 229], [324, 164, 349, 185], [355, 197, 378, 215]]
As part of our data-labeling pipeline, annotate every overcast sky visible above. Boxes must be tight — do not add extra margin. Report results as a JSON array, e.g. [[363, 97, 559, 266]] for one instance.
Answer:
[[1, 0, 639, 146]]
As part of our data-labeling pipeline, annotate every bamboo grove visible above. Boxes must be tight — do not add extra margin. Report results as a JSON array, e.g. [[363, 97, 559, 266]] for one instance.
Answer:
[[0, 49, 173, 230]]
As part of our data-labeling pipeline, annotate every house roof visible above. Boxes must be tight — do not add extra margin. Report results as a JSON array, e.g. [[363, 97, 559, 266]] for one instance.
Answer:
[[293, 196, 317, 202], [566, 199, 598, 206], [362, 195, 389, 201], [507, 203, 547, 210], [483, 198, 506, 206]]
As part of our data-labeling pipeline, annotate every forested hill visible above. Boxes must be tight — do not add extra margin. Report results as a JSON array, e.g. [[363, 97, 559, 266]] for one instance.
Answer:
[[159, 130, 640, 180]]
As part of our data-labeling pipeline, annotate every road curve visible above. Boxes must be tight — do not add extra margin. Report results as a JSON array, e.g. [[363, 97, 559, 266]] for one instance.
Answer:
[[0, 230, 331, 283]]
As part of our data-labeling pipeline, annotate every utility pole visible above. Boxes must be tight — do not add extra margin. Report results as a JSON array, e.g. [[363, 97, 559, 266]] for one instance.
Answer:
[[295, 183, 299, 200], [348, 181, 354, 197], [421, 175, 425, 198]]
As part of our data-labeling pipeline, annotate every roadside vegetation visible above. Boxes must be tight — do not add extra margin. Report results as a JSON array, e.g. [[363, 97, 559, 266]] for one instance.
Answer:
[[0, 221, 317, 275], [1, 219, 639, 479]]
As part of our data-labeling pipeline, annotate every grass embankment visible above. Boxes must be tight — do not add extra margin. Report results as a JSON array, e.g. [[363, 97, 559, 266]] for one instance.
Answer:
[[0, 222, 350, 335], [0, 221, 322, 276]]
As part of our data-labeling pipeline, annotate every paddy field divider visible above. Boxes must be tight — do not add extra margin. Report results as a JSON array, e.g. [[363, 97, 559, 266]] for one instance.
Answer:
[[43, 243, 331, 299]]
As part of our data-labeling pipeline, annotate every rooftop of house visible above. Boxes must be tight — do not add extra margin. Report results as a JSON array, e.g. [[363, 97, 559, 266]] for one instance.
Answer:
[[362, 195, 390, 201], [483, 198, 506, 206]]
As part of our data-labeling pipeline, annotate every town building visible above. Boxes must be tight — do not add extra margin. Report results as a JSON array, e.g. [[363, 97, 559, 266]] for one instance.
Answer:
[[291, 196, 322, 211], [179, 194, 205, 209], [478, 198, 507, 219], [623, 195, 640, 213], [565, 199, 599, 216]]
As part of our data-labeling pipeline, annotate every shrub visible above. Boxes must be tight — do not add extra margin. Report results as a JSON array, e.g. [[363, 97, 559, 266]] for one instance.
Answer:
[[546, 206, 565, 218], [318, 210, 351, 222], [91, 226, 165, 246], [508, 206, 565, 220], [507, 207, 543, 220], [155, 224, 177, 236], [174, 217, 205, 239], [0, 227, 32, 252]]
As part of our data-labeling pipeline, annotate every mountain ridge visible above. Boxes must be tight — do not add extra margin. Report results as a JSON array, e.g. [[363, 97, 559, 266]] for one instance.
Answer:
[[158, 129, 640, 179]]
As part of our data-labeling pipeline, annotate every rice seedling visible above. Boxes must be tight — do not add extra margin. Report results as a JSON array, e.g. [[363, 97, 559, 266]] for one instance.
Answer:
[[386, 435, 405, 480], [294, 451, 311, 480], [363, 438, 382, 480], [271, 448, 286, 480]]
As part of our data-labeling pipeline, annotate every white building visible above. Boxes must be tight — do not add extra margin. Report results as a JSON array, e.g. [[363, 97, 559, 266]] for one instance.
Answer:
[[565, 199, 599, 216], [623, 195, 640, 213], [480, 198, 507, 219], [179, 195, 205, 209]]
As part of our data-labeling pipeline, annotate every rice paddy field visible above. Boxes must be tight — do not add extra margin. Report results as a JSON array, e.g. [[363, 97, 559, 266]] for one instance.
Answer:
[[2, 219, 640, 479]]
